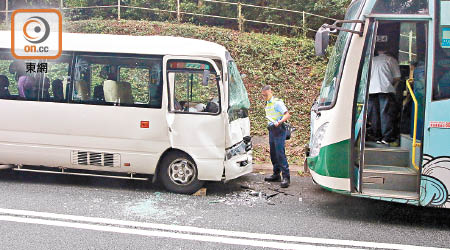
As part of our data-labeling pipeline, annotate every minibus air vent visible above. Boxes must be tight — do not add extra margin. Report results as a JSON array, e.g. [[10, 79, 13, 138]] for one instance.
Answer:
[[103, 153, 115, 167], [77, 151, 88, 165], [71, 151, 120, 168]]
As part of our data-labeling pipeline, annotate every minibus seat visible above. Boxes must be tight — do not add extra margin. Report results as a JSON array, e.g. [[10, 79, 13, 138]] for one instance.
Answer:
[[0, 75, 11, 98], [205, 100, 219, 113], [93, 85, 105, 102], [74, 80, 90, 101], [51, 79, 64, 101], [103, 80, 134, 105], [41, 77, 51, 100], [195, 103, 206, 112]]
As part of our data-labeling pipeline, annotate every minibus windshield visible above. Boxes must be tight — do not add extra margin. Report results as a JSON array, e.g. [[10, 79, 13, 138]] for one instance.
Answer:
[[228, 60, 250, 122]]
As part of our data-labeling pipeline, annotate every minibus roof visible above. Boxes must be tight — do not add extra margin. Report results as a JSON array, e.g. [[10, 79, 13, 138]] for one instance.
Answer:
[[0, 31, 227, 58]]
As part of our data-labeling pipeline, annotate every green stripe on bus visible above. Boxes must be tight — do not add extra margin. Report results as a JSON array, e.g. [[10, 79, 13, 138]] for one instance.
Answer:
[[307, 139, 350, 178]]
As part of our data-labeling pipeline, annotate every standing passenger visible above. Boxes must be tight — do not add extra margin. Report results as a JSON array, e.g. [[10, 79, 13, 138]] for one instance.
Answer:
[[262, 85, 291, 188], [368, 46, 401, 145]]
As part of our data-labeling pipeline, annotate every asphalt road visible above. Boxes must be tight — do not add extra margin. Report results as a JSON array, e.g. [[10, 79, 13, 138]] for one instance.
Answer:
[[0, 169, 449, 250]]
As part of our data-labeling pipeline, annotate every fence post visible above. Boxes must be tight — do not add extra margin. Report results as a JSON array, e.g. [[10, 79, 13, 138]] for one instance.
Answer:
[[237, 2, 244, 32], [117, 0, 121, 20], [5, 0, 8, 25], [177, 0, 181, 23], [302, 11, 307, 38]]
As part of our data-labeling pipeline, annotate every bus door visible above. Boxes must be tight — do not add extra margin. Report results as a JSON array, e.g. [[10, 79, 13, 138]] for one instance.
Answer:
[[164, 56, 225, 180], [352, 18, 377, 192], [420, 1, 450, 207]]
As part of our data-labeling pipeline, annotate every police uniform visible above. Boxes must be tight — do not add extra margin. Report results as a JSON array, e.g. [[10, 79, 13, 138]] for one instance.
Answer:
[[265, 97, 290, 180]]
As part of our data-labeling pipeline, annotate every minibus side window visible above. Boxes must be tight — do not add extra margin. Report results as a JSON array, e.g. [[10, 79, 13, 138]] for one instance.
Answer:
[[168, 60, 220, 114], [0, 51, 71, 102], [72, 55, 162, 108]]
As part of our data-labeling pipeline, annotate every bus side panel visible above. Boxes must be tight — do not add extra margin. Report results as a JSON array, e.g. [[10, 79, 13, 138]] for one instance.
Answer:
[[420, 100, 450, 208], [0, 100, 170, 174]]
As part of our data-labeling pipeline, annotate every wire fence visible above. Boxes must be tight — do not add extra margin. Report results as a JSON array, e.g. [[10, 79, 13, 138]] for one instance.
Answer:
[[0, 0, 339, 37]]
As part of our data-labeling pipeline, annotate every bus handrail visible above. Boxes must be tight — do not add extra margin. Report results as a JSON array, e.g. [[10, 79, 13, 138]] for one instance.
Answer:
[[406, 78, 421, 172]]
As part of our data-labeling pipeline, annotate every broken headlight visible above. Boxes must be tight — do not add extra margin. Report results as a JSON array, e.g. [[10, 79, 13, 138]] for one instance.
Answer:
[[225, 141, 247, 160], [309, 122, 329, 157]]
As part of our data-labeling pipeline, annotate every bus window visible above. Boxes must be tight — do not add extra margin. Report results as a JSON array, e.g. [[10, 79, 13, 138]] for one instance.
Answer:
[[372, 0, 428, 14], [73, 55, 162, 108], [434, 0, 450, 101], [168, 60, 220, 114]]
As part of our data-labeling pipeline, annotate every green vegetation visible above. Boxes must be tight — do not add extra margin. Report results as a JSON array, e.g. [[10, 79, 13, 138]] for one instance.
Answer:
[[63, 20, 328, 164], [1, 0, 351, 37]]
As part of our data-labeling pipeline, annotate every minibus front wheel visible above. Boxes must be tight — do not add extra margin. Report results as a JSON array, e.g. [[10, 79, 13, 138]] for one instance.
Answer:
[[158, 152, 204, 194]]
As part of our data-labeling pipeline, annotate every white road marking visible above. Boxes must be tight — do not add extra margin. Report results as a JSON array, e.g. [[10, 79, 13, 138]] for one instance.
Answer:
[[0, 215, 353, 250], [0, 208, 445, 250]]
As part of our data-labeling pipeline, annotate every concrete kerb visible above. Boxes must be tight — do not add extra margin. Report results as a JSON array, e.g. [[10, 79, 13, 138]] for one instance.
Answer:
[[252, 163, 304, 175]]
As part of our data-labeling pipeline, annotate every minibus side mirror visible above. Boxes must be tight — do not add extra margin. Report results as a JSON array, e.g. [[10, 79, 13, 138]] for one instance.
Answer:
[[315, 25, 330, 57], [202, 70, 211, 86]]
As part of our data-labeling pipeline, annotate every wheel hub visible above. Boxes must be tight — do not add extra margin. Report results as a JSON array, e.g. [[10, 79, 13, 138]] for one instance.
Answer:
[[168, 159, 196, 186]]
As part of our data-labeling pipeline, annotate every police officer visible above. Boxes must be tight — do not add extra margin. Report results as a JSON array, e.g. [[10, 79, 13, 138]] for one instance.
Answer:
[[261, 85, 291, 188]]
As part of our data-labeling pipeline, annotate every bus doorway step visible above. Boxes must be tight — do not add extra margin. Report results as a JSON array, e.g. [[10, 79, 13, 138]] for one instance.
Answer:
[[362, 188, 419, 200]]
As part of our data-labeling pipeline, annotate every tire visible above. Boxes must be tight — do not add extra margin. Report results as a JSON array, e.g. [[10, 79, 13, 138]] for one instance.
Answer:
[[158, 152, 204, 194]]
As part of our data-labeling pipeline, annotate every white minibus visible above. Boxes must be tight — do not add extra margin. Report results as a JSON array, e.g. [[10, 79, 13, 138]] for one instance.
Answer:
[[0, 32, 252, 194]]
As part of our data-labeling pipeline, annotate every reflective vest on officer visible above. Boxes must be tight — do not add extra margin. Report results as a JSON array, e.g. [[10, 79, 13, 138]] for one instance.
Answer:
[[265, 97, 284, 123]]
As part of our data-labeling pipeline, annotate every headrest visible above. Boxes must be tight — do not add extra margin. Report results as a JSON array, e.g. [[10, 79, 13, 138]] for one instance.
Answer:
[[0, 75, 9, 87]]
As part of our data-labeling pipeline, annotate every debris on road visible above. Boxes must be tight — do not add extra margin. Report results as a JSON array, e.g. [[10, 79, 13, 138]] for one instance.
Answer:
[[249, 191, 260, 197], [206, 174, 301, 207], [209, 199, 226, 204], [268, 187, 295, 196]]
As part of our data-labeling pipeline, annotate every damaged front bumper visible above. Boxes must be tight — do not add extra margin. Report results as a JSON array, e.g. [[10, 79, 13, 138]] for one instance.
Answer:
[[224, 136, 253, 180]]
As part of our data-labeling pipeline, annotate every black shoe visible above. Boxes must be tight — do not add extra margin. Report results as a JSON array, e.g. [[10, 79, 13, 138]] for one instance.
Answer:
[[264, 174, 281, 182], [280, 177, 290, 188]]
